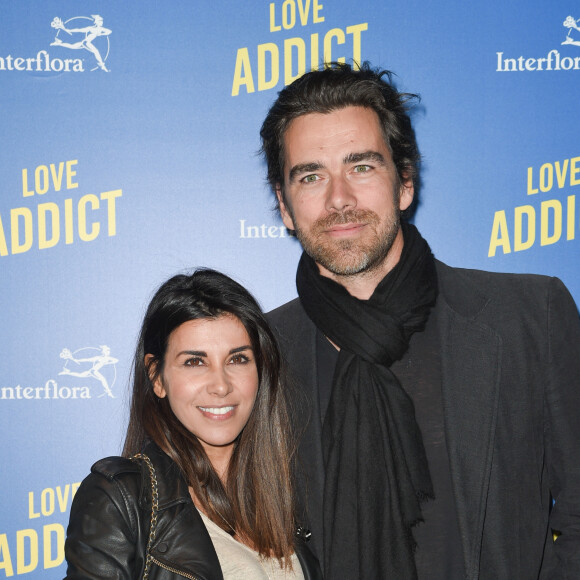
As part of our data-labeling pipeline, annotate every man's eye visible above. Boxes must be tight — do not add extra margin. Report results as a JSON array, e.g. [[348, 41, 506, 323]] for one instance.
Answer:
[[353, 165, 371, 173], [302, 174, 319, 183]]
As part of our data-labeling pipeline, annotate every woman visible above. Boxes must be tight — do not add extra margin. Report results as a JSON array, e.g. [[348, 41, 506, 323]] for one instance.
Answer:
[[64, 269, 321, 579]]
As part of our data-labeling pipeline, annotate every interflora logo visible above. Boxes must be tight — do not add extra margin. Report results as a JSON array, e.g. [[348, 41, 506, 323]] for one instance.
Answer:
[[0, 345, 118, 400], [50, 15, 112, 72], [496, 14, 580, 72], [562, 16, 580, 46], [0, 14, 112, 73]]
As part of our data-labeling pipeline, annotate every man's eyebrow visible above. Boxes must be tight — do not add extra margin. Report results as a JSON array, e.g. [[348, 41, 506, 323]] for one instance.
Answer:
[[288, 162, 324, 183], [344, 151, 387, 165]]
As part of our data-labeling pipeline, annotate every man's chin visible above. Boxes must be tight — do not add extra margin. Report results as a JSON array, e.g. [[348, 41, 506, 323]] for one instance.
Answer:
[[314, 251, 372, 277]]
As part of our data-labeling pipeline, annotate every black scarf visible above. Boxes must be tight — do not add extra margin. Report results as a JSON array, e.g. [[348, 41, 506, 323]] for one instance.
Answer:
[[296, 222, 438, 579]]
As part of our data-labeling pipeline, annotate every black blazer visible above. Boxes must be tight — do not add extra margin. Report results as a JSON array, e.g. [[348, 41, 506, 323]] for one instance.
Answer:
[[268, 261, 580, 579]]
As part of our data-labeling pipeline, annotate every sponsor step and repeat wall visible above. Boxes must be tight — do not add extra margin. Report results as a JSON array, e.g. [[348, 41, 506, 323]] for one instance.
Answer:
[[1, 1, 578, 577]]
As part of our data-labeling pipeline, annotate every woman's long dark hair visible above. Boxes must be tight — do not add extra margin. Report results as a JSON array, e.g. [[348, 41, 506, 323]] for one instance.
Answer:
[[123, 269, 296, 564]]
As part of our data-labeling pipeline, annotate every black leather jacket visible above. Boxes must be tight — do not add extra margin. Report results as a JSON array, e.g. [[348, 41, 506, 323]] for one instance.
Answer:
[[64, 442, 322, 579]]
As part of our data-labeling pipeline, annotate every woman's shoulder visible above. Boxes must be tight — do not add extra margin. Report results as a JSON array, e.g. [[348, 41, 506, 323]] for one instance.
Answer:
[[90, 455, 141, 480], [71, 455, 143, 517], [65, 456, 147, 577], [83, 445, 189, 508], [88, 443, 167, 484]]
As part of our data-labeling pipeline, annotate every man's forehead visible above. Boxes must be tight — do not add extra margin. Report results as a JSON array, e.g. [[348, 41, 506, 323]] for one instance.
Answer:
[[283, 107, 385, 152], [285, 106, 379, 131], [282, 108, 391, 177]]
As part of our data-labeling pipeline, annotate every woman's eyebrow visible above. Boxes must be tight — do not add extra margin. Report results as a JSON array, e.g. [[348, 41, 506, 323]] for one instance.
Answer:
[[229, 345, 252, 355]]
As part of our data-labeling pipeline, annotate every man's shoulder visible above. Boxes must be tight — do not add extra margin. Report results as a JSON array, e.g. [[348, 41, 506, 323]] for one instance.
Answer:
[[436, 259, 552, 287], [436, 259, 559, 298], [268, 297, 303, 321], [435, 260, 574, 318], [267, 298, 320, 355], [268, 297, 310, 331]]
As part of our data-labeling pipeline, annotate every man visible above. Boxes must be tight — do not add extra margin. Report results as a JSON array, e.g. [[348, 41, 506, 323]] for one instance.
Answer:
[[260, 62, 580, 579]]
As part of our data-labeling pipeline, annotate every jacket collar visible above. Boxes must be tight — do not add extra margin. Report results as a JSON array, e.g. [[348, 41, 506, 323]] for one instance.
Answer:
[[435, 260, 492, 319]]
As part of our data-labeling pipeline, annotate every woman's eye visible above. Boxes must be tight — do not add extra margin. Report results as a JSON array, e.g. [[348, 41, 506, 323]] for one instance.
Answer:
[[229, 354, 250, 365], [184, 357, 204, 367]]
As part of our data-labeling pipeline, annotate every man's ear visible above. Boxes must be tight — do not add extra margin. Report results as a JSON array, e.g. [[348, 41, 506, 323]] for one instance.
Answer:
[[276, 185, 295, 231], [398, 176, 415, 212], [145, 354, 166, 398]]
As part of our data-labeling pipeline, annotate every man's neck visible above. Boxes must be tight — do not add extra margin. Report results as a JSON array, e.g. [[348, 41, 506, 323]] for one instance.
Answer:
[[318, 228, 405, 300]]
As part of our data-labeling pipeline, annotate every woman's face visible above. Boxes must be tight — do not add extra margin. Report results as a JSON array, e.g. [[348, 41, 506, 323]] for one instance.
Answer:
[[152, 314, 259, 470]]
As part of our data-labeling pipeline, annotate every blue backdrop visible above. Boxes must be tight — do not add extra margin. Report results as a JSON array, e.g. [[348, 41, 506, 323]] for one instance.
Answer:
[[1, 1, 578, 576]]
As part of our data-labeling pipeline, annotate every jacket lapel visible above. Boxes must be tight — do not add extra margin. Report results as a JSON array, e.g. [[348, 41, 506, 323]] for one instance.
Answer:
[[436, 265, 502, 579]]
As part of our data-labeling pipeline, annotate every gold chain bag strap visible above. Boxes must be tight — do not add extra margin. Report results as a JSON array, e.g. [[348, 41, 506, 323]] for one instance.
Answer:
[[131, 453, 159, 580]]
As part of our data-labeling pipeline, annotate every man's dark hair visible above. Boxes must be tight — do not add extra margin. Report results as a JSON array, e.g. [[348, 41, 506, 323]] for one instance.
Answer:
[[260, 61, 421, 210]]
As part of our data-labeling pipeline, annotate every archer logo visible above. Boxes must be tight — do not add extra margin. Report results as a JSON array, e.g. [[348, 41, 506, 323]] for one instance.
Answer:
[[562, 16, 580, 47], [50, 14, 112, 72], [58, 346, 118, 398]]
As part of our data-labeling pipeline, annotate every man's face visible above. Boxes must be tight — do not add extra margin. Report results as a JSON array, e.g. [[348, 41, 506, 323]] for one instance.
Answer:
[[277, 106, 414, 278]]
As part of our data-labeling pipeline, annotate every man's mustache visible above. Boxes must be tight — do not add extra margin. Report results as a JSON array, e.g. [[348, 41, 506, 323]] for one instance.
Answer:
[[313, 209, 379, 231]]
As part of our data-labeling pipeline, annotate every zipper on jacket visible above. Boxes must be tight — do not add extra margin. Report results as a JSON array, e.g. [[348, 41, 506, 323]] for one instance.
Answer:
[[151, 556, 200, 580]]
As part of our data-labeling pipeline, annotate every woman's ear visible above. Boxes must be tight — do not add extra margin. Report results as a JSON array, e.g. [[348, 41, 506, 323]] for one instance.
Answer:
[[145, 354, 166, 398]]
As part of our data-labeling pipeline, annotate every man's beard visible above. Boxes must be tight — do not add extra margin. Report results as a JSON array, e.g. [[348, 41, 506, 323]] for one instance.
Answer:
[[293, 208, 401, 276]]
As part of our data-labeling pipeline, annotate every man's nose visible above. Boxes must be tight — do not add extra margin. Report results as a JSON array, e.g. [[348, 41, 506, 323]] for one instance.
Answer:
[[325, 176, 357, 213]]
